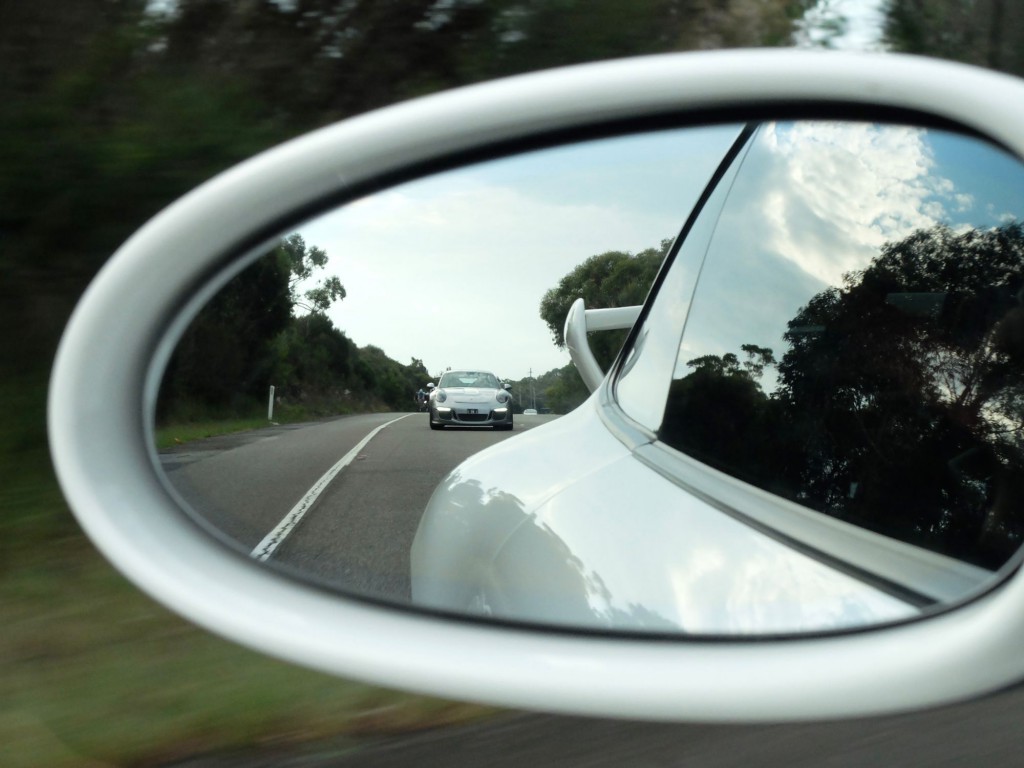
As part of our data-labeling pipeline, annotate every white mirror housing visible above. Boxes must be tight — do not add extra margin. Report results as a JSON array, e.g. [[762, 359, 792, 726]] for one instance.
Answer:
[[49, 49, 1024, 721]]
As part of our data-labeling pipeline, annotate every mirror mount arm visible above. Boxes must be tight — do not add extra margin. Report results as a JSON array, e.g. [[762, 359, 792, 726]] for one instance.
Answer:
[[564, 298, 642, 392]]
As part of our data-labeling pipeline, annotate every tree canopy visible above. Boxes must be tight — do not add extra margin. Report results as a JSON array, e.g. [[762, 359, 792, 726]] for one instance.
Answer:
[[159, 236, 424, 420], [661, 222, 1024, 568]]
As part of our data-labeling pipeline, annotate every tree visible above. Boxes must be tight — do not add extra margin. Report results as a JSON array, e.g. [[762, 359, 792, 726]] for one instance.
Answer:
[[658, 223, 1024, 568], [888, 0, 1024, 76], [270, 311, 354, 401], [777, 223, 1024, 565], [661, 347, 785, 493], [159, 248, 293, 417], [160, 230, 351, 420], [540, 241, 670, 350], [354, 345, 425, 410], [280, 234, 346, 315]]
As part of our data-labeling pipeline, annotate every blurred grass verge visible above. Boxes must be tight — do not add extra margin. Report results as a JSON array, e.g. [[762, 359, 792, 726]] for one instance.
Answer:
[[154, 397, 406, 451], [155, 417, 280, 451], [1, 376, 493, 768], [1, 512, 496, 768]]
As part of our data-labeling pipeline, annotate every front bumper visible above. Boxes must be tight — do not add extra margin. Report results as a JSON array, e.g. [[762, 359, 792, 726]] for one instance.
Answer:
[[433, 405, 512, 426]]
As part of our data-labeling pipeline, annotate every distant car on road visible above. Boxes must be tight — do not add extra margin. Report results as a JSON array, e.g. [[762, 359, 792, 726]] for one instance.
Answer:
[[523, 408, 538, 416], [429, 370, 514, 431]]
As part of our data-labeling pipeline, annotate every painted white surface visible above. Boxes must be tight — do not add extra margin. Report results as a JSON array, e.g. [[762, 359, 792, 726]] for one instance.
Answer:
[[412, 401, 917, 634]]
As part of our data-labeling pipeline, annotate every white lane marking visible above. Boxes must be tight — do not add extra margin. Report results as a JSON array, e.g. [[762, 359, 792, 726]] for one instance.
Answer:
[[250, 414, 412, 562]]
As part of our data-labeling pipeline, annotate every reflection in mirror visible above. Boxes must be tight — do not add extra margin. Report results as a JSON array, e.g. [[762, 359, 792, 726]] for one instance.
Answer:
[[653, 121, 1024, 595], [156, 124, 740, 603], [157, 120, 1024, 638]]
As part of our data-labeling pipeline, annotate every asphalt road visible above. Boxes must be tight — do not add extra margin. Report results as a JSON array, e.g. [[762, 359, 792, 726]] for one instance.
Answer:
[[326, 686, 1024, 767], [160, 411, 555, 603], [179, 689, 1024, 767], [321, 696, 1024, 767], [161, 412, 1024, 767]]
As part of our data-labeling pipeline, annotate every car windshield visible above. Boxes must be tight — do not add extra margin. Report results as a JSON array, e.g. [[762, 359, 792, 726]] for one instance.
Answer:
[[439, 371, 500, 388]]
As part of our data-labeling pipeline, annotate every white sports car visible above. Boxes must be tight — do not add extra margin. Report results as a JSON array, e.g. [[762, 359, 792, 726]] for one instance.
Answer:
[[429, 370, 514, 430]]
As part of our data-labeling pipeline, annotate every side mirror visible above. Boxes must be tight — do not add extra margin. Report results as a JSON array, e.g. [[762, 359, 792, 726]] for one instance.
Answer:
[[49, 50, 1024, 722]]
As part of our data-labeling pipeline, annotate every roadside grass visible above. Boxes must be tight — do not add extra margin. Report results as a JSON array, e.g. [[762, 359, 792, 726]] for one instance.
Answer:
[[3, 376, 493, 767], [154, 416, 273, 450], [2, 502, 496, 768], [154, 397, 401, 449]]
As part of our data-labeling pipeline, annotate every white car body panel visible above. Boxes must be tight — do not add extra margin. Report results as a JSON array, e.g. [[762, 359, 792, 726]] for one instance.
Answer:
[[48, 50, 1024, 720], [412, 396, 914, 634]]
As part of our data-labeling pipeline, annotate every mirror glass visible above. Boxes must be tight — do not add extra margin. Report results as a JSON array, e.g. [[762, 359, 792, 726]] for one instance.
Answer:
[[156, 120, 1024, 636]]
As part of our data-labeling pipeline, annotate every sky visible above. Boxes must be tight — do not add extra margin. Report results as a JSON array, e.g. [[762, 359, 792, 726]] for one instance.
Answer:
[[292, 119, 1024, 388], [295, 126, 743, 381], [792, 0, 890, 51], [673, 121, 1024, 393], [193, 0, 901, 386], [284, 0, 895, 384]]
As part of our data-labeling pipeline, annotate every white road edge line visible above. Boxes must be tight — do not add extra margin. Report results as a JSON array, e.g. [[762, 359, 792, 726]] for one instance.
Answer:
[[250, 414, 413, 562]]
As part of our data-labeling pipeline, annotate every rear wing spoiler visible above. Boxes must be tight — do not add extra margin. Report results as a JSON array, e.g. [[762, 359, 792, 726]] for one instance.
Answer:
[[564, 297, 642, 392]]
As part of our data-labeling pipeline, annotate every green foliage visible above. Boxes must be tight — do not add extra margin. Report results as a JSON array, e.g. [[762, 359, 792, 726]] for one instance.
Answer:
[[506, 366, 578, 414], [354, 346, 429, 411], [887, 0, 1024, 76], [662, 222, 1024, 568], [282, 234, 347, 314], [662, 355, 782, 488], [541, 364, 591, 415], [539, 239, 670, 354], [159, 250, 293, 420], [271, 312, 354, 398], [159, 240, 428, 423], [687, 345, 777, 383]]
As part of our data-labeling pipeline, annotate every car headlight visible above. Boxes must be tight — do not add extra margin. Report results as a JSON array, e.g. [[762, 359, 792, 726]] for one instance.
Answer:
[[436, 389, 447, 403], [496, 391, 510, 404]]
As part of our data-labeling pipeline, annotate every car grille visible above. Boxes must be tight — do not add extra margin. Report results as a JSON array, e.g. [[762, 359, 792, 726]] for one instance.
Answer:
[[457, 413, 488, 422]]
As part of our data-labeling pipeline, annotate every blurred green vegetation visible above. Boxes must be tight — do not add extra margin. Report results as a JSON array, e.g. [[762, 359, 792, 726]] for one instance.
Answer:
[[11, 0, 1024, 763], [887, 0, 1024, 75], [5, 2, 805, 762], [1, 0, 811, 545], [1, 530, 495, 768]]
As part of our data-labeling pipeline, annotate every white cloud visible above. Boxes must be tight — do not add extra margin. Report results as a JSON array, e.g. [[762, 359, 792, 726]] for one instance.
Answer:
[[759, 121, 950, 286], [293, 127, 740, 379], [299, 181, 664, 379]]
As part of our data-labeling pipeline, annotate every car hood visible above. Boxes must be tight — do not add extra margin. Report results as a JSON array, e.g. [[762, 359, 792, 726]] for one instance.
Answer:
[[411, 395, 916, 635]]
